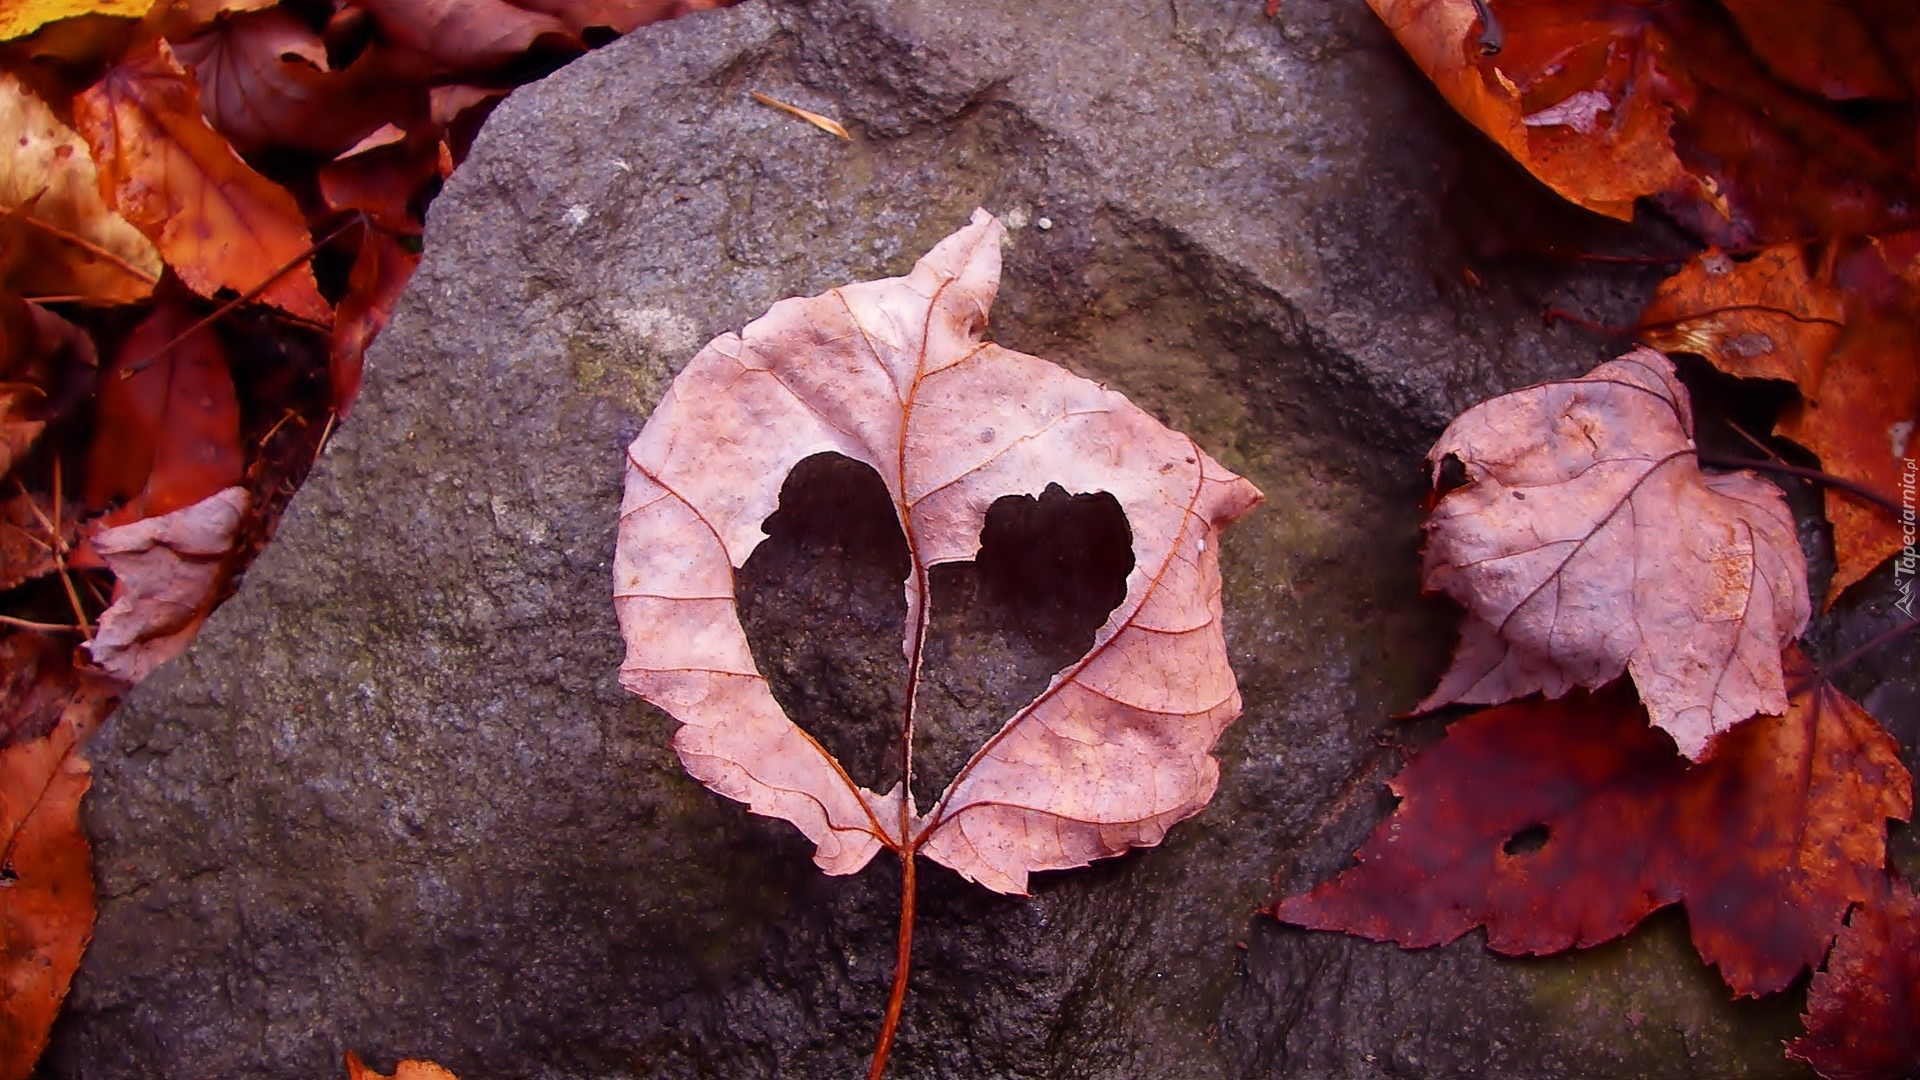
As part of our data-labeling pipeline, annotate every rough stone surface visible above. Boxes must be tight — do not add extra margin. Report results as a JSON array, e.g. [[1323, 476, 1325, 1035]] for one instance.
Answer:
[[42, 1, 1917, 1077]]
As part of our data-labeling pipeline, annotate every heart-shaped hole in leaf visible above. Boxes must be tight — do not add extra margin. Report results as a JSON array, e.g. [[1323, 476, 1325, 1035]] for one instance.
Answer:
[[613, 209, 1261, 1076]]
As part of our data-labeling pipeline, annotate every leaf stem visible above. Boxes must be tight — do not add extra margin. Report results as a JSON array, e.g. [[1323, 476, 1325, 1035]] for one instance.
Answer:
[[1695, 452, 1901, 516], [1813, 618, 1920, 687], [867, 851, 916, 1080]]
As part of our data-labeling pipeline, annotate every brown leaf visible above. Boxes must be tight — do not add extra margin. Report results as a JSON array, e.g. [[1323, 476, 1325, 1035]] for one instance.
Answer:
[[1274, 663, 1912, 997], [1639, 246, 1846, 393], [1788, 876, 1920, 1080], [1719, 0, 1906, 103], [0, 633, 77, 748], [1414, 347, 1809, 760], [345, 0, 578, 73], [1640, 243, 1919, 603], [85, 484, 247, 683], [513, 0, 732, 37], [1777, 318, 1918, 604], [0, 493, 69, 593], [171, 8, 420, 157], [0, 677, 113, 1080], [0, 72, 160, 304], [344, 1051, 460, 1080], [329, 227, 418, 414], [614, 210, 1262, 894], [1364, 0, 1688, 221], [83, 286, 243, 523], [74, 39, 331, 323]]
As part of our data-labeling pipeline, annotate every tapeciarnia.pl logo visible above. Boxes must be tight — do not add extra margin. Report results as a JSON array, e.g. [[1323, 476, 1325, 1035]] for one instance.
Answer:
[[1897, 455, 1917, 618]]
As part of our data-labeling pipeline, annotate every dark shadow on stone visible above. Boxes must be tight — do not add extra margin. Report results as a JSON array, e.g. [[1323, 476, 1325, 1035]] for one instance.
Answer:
[[736, 452, 912, 794], [915, 484, 1133, 805]]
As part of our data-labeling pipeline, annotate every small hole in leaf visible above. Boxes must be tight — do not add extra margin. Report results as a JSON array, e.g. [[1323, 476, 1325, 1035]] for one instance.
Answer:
[[735, 453, 910, 794], [1433, 453, 1469, 497], [1503, 822, 1551, 856], [914, 483, 1134, 805], [0, 862, 17, 887]]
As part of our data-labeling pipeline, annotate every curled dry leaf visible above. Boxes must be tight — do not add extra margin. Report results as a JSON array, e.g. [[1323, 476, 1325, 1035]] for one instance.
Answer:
[[1416, 347, 1809, 760], [344, 1051, 460, 1080], [1788, 876, 1920, 1080], [74, 39, 331, 323], [1275, 660, 1912, 997], [171, 7, 408, 157], [615, 210, 1262, 895], [346, 0, 578, 72], [86, 485, 248, 684], [0, 677, 114, 1080], [0, 72, 160, 304], [1364, 0, 1686, 221]]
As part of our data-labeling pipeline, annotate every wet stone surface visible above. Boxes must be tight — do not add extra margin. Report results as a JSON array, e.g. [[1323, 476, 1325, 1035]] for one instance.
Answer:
[[44, 0, 1917, 1077]]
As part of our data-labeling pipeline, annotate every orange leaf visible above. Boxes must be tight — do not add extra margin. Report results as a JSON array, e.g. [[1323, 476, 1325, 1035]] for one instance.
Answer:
[[1414, 348, 1809, 759], [329, 227, 418, 414], [1777, 320, 1919, 603], [1639, 245, 1846, 394], [0, 678, 115, 1080], [1364, 0, 1687, 221], [73, 39, 330, 323], [83, 285, 243, 523], [344, 1051, 460, 1080], [614, 210, 1262, 894], [1275, 659, 1912, 997]]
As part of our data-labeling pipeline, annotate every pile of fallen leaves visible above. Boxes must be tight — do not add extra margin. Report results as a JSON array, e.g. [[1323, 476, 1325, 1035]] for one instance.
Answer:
[[0, 0, 723, 1074], [1272, 3, 1920, 1078]]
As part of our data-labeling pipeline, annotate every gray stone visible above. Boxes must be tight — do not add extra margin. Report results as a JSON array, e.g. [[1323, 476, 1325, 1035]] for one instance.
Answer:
[[44, 0, 1913, 1077]]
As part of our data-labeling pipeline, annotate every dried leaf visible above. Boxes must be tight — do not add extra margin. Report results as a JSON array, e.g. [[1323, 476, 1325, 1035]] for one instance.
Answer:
[[83, 286, 244, 523], [171, 8, 418, 157], [1364, 0, 1687, 221], [0, 678, 114, 1080], [1777, 320, 1918, 604], [1274, 664, 1912, 997], [86, 484, 247, 683], [1719, 0, 1906, 103], [1788, 877, 1920, 1080], [1640, 244, 1920, 603], [1415, 347, 1809, 760], [615, 210, 1262, 894], [344, 1051, 460, 1080], [329, 227, 418, 413], [74, 39, 331, 323], [0, 0, 156, 42], [0, 73, 160, 304], [345, 0, 578, 72], [0, 493, 68, 593], [1639, 246, 1846, 394]]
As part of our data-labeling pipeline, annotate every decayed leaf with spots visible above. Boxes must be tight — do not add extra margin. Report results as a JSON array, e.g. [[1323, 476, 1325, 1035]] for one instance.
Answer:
[[74, 39, 330, 322], [1788, 876, 1920, 1080], [1414, 348, 1809, 760], [0, 72, 159, 304], [614, 209, 1262, 895], [1275, 663, 1911, 997]]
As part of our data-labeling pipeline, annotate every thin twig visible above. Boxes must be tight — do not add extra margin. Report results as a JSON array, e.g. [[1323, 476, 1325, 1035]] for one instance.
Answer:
[[1800, 618, 1920, 691], [1696, 452, 1901, 516], [0, 614, 83, 633], [750, 92, 851, 140], [19, 214, 160, 286], [1724, 419, 1785, 463], [120, 215, 365, 379], [49, 460, 90, 639]]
